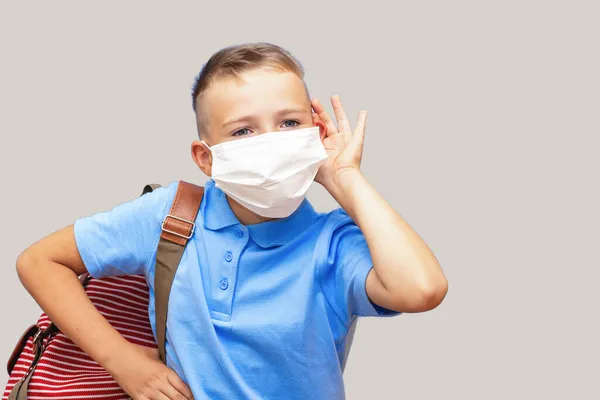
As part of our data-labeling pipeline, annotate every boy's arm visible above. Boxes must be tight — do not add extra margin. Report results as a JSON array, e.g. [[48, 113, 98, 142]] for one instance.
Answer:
[[16, 224, 193, 400], [331, 170, 448, 313], [312, 95, 448, 313]]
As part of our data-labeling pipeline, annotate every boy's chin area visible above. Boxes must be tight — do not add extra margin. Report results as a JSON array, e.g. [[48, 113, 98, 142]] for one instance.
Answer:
[[216, 174, 321, 226]]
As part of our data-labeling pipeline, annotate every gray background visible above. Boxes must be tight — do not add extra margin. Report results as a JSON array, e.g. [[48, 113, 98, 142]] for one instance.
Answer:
[[1, 1, 598, 398]]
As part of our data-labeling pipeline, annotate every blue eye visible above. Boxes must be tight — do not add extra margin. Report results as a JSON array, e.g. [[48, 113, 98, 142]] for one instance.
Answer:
[[232, 128, 251, 137], [283, 120, 300, 128], [232, 120, 300, 136]]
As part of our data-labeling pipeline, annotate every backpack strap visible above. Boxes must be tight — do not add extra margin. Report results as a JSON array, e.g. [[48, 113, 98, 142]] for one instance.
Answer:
[[154, 180, 204, 364]]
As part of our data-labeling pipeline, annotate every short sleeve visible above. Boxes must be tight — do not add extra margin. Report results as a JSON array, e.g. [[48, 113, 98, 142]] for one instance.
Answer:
[[73, 181, 178, 279], [319, 211, 402, 321]]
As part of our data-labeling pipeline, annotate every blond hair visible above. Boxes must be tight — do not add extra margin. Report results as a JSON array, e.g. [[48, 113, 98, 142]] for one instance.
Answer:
[[191, 42, 308, 137]]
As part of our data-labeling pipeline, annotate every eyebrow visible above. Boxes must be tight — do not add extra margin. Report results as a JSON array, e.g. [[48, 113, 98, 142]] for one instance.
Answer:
[[221, 107, 307, 129]]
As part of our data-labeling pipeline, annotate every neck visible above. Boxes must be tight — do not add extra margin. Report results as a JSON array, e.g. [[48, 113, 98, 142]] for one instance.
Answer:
[[225, 195, 275, 226]]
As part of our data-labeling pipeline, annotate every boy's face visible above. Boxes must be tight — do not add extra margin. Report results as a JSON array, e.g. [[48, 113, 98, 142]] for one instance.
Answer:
[[191, 68, 326, 177]]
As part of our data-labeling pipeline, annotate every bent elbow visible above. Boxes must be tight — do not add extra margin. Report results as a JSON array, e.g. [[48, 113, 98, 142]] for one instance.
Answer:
[[16, 249, 44, 287], [385, 277, 448, 313], [418, 277, 448, 311], [16, 250, 34, 282]]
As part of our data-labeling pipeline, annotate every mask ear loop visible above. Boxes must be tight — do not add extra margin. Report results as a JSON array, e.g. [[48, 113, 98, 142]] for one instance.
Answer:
[[199, 140, 214, 168], [201, 140, 212, 151]]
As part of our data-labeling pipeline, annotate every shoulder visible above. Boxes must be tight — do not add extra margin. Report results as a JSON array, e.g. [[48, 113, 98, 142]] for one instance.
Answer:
[[314, 207, 362, 246], [143, 181, 181, 226], [117, 180, 179, 222], [144, 181, 179, 213], [74, 180, 179, 232], [72, 180, 180, 279], [311, 207, 366, 266], [146, 180, 179, 202]]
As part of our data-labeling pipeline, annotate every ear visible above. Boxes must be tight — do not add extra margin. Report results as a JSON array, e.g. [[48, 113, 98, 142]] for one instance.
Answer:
[[191, 140, 213, 177], [312, 117, 328, 142]]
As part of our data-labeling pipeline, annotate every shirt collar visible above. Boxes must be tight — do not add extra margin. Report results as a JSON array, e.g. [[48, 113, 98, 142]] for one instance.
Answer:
[[202, 180, 242, 230], [202, 179, 319, 248]]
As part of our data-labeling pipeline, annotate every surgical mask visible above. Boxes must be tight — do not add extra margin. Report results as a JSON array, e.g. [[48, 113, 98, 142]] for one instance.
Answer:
[[202, 126, 328, 218]]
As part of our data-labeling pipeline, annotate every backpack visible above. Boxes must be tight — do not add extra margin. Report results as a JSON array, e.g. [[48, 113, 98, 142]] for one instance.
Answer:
[[4, 180, 204, 400]]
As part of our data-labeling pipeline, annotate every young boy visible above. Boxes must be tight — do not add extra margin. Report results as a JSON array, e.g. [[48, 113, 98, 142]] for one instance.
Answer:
[[16, 42, 448, 399]]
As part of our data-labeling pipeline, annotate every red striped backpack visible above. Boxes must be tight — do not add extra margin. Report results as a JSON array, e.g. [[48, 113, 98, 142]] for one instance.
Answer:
[[4, 180, 204, 400]]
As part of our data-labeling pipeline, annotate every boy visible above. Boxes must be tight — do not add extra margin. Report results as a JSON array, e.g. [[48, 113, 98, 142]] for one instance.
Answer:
[[16, 42, 448, 399]]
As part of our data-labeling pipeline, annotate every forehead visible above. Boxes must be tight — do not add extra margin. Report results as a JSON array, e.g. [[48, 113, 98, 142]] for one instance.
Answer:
[[199, 69, 310, 130]]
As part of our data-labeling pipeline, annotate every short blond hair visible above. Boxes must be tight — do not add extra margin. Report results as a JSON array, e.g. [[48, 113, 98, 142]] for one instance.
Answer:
[[191, 42, 308, 137]]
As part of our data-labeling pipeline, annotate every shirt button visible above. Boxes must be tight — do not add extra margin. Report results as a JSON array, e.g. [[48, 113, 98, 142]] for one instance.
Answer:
[[225, 252, 233, 262], [236, 230, 244, 238], [220, 278, 228, 290]]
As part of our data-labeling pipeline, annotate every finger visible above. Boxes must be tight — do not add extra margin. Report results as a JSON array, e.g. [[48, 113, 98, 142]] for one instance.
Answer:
[[167, 371, 194, 399], [331, 95, 352, 137], [158, 384, 187, 400], [351, 110, 368, 151], [311, 97, 338, 136], [311, 112, 322, 125], [148, 390, 171, 400]]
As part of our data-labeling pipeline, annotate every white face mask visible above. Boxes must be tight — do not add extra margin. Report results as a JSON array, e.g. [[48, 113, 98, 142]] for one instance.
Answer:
[[202, 126, 328, 218]]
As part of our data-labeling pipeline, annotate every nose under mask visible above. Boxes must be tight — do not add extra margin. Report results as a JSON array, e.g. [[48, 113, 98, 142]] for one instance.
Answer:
[[202, 126, 328, 218]]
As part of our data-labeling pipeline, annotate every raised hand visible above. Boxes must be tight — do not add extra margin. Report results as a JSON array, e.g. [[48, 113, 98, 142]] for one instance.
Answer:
[[311, 94, 367, 196]]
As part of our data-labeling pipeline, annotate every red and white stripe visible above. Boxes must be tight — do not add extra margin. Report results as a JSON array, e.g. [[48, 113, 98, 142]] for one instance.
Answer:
[[3, 275, 156, 400]]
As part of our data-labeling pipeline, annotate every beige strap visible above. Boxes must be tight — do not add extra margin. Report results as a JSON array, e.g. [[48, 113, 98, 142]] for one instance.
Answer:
[[8, 361, 35, 400], [154, 180, 204, 363]]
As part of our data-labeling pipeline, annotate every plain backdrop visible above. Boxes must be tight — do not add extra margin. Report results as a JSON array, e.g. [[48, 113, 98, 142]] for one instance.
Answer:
[[1, 1, 598, 399]]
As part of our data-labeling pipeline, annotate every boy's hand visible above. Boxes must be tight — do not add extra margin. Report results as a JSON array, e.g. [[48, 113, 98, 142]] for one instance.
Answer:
[[311, 95, 368, 199], [106, 343, 194, 400]]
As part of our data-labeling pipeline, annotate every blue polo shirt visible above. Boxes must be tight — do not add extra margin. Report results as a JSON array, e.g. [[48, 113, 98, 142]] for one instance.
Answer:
[[74, 179, 400, 399]]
